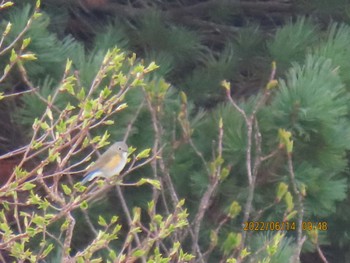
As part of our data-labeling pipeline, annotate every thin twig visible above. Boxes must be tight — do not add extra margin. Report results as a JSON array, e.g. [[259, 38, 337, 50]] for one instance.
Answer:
[[115, 185, 146, 263], [288, 154, 306, 263], [226, 63, 277, 261], [62, 213, 76, 261], [124, 99, 145, 142], [316, 244, 329, 263], [0, 8, 37, 56], [192, 118, 223, 261], [81, 209, 98, 236]]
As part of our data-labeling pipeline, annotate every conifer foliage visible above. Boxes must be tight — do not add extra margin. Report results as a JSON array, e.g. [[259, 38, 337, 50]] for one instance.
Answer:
[[1, 0, 350, 262]]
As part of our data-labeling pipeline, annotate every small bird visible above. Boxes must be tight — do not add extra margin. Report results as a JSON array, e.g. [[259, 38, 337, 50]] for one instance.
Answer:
[[81, 141, 128, 184]]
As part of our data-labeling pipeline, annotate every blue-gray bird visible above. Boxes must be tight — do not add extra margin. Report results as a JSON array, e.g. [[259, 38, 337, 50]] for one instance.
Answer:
[[81, 141, 128, 184]]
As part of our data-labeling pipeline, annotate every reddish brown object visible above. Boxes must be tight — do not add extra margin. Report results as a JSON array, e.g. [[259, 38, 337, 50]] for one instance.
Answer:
[[0, 158, 20, 185]]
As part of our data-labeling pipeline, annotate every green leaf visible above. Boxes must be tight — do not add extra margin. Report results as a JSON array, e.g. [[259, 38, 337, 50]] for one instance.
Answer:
[[278, 128, 293, 153], [109, 250, 117, 260], [116, 103, 128, 111], [101, 86, 112, 99], [61, 184, 72, 195], [132, 249, 145, 258], [3, 64, 10, 75], [145, 61, 159, 73], [90, 258, 102, 263], [56, 120, 67, 134], [240, 248, 251, 258], [10, 49, 17, 62], [276, 182, 288, 202], [40, 121, 50, 131], [26, 227, 36, 237], [32, 215, 45, 227], [215, 156, 224, 166], [136, 148, 151, 160], [103, 120, 114, 125], [33, 12, 42, 19], [285, 210, 297, 221], [299, 183, 307, 197], [153, 214, 163, 225], [128, 146, 137, 155], [32, 140, 43, 150], [0, 222, 12, 234], [73, 183, 86, 192], [98, 216, 107, 227], [80, 200, 88, 210], [222, 232, 242, 256], [111, 216, 118, 224], [15, 166, 28, 179], [21, 37, 31, 50], [221, 80, 231, 92], [220, 167, 230, 181], [65, 59, 72, 73], [48, 149, 60, 163], [136, 178, 161, 189], [35, 0, 41, 9], [77, 88, 85, 101], [60, 76, 76, 94], [0, 2, 14, 9], [227, 201, 241, 219], [66, 103, 75, 111], [2, 201, 9, 210], [42, 243, 54, 257], [148, 200, 155, 214], [133, 64, 145, 74], [61, 219, 69, 231], [37, 167, 43, 175], [46, 108, 53, 121], [22, 182, 36, 191], [10, 242, 24, 257], [20, 53, 37, 60], [267, 243, 277, 255], [132, 207, 141, 222], [266, 79, 278, 90], [180, 91, 187, 104]]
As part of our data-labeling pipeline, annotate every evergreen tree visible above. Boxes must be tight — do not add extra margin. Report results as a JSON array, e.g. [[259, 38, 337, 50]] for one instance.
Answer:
[[1, 0, 350, 262]]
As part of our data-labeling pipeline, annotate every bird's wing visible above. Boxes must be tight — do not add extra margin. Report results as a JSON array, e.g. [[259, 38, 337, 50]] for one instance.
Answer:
[[86, 148, 115, 174]]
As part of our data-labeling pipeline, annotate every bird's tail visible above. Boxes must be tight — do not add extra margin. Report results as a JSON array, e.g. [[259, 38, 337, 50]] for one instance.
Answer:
[[81, 170, 102, 185]]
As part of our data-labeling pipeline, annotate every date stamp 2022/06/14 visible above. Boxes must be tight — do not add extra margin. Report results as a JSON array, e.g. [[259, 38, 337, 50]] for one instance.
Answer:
[[243, 221, 328, 231]]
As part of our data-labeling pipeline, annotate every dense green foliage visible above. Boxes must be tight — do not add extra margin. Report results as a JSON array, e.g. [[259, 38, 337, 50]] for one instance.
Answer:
[[1, 0, 350, 262]]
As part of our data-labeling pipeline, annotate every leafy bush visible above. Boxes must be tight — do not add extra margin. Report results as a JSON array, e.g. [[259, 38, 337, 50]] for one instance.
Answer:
[[1, 1, 350, 262]]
